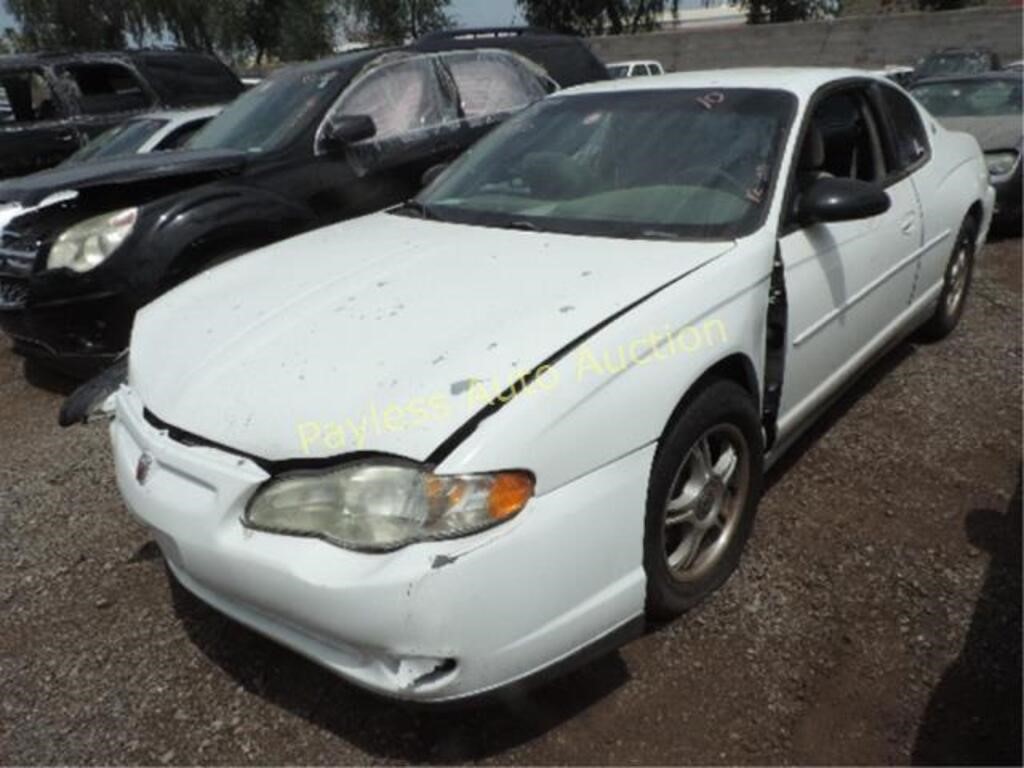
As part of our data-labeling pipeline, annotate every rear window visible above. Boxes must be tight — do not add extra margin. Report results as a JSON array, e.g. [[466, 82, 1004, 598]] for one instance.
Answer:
[[912, 78, 1022, 117], [135, 53, 243, 107]]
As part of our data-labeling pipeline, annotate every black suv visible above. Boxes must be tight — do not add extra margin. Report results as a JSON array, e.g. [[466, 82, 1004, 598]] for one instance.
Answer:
[[0, 47, 553, 377], [0, 49, 243, 179]]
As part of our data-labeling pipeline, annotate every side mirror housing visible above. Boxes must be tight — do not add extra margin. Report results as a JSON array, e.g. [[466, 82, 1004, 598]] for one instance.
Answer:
[[421, 162, 450, 189], [319, 115, 376, 155], [797, 177, 891, 225]]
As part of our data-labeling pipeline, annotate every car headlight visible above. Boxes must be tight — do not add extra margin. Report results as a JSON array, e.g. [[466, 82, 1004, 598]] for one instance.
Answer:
[[985, 151, 1020, 180], [47, 207, 137, 272], [245, 460, 534, 552]]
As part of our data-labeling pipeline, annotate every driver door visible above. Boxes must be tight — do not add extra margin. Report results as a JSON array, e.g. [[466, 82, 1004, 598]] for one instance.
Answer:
[[776, 84, 922, 433], [314, 55, 461, 219]]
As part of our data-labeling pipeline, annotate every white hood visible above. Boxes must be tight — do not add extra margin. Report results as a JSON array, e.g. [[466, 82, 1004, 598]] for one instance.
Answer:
[[131, 213, 732, 462]]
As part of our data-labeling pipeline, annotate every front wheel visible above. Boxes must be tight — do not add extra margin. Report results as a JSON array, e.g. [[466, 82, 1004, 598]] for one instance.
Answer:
[[919, 216, 977, 341], [643, 380, 764, 620]]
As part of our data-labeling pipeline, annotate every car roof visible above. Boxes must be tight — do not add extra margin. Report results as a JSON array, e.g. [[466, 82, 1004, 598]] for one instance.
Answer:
[[0, 49, 217, 68], [281, 46, 396, 77], [410, 27, 608, 88], [927, 47, 995, 55], [912, 71, 1024, 86], [558, 67, 885, 100]]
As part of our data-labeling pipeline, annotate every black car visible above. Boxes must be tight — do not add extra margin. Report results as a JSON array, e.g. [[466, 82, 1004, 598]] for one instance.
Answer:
[[0, 47, 552, 377], [411, 27, 609, 87], [0, 49, 242, 180], [911, 72, 1022, 226]]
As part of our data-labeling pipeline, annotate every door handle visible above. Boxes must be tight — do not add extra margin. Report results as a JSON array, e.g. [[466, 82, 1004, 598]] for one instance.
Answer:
[[56, 131, 77, 143], [900, 213, 916, 235]]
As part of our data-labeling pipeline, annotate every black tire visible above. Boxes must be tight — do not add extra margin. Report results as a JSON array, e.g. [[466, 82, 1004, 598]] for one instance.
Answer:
[[644, 379, 764, 620], [919, 215, 977, 342]]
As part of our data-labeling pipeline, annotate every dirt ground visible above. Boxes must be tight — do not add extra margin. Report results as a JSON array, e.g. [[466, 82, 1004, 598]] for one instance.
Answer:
[[1, 237, 1020, 766]]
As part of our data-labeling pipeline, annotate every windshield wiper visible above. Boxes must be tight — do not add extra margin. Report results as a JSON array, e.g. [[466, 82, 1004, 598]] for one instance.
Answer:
[[640, 229, 682, 241], [394, 200, 439, 220], [503, 220, 540, 231]]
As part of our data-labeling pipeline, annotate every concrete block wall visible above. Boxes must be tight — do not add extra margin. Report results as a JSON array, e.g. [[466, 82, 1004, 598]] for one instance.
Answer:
[[586, 7, 1024, 71]]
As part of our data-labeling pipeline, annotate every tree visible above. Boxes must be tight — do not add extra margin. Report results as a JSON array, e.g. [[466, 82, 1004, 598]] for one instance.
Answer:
[[342, 0, 451, 44], [276, 0, 337, 61], [516, 0, 666, 36], [744, 0, 836, 23], [6, 0, 147, 49], [5, 0, 337, 62]]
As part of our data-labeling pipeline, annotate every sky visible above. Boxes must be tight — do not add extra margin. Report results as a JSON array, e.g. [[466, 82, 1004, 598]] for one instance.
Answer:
[[451, 0, 524, 27]]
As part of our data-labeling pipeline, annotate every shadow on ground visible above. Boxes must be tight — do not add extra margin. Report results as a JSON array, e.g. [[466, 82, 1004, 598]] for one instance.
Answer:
[[166, 573, 630, 762], [912, 468, 1023, 766]]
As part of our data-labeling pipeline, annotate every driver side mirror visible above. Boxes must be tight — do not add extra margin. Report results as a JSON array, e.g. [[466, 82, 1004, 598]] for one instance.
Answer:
[[320, 115, 376, 155], [797, 177, 891, 225]]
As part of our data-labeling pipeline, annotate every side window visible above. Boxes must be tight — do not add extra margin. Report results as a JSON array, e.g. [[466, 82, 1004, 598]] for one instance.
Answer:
[[57, 62, 152, 115], [0, 69, 60, 123], [635, 65, 651, 77], [328, 57, 457, 143], [800, 89, 885, 186], [441, 51, 546, 119], [879, 85, 930, 172]]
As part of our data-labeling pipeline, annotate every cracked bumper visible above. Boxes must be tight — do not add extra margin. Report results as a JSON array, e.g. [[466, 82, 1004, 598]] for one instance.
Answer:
[[0, 289, 131, 377], [111, 387, 649, 701]]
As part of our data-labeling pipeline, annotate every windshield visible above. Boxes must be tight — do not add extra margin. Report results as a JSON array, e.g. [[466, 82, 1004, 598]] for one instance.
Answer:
[[63, 118, 167, 164], [912, 78, 1022, 117], [188, 68, 343, 153], [917, 52, 992, 78], [607, 65, 628, 78], [414, 88, 795, 240]]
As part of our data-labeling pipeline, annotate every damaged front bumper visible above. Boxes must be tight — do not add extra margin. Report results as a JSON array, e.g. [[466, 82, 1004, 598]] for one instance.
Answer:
[[0, 284, 132, 377], [111, 386, 650, 701]]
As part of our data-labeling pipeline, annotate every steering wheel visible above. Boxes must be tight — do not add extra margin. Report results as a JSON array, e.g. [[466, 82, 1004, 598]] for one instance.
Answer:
[[676, 165, 750, 198]]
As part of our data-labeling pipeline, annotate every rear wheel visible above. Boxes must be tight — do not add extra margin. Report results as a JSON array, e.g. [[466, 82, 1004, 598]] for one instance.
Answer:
[[919, 216, 977, 341], [643, 380, 764, 619]]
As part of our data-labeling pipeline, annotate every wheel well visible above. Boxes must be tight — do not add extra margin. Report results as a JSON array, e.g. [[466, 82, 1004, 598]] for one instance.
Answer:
[[967, 201, 983, 226], [658, 353, 760, 448], [162, 234, 272, 289]]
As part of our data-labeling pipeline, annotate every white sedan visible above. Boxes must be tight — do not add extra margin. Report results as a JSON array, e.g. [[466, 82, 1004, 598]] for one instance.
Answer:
[[107, 69, 994, 702]]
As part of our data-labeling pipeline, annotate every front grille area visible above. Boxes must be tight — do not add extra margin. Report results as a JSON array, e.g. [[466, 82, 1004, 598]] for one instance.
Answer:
[[0, 224, 40, 277], [0, 276, 27, 309]]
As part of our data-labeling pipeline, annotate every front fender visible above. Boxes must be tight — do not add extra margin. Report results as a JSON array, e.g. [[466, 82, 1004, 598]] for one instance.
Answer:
[[126, 183, 317, 299], [435, 235, 775, 495]]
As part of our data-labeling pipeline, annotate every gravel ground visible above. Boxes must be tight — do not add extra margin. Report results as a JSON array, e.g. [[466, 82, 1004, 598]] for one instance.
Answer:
[[1, 237, 1020, 765]]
